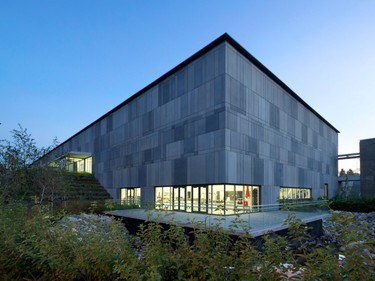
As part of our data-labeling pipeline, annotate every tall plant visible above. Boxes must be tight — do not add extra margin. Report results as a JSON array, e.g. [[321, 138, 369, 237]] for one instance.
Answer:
[[0, 124, 58, 202]]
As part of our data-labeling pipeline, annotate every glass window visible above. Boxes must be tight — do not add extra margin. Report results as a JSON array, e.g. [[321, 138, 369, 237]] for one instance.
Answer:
[[179, 186, 186, 211], [163, 187, 172, 210], [225, 185, 235, 214], [210, 185, 225, 214], [155, 187, 163, 209], [235, 185, 244, 211], [200, 186, 207, 213], [279, 187, 312, 202], [186, 186, 192, 212], [85, 157, 92, 173], [121, 187, 141, 207], [172, 186, 186, 211], [154, 184, 261, 215], [323, 184, 328, 199], [252, 186, 259, 205], [155, 186, 172, 210], [173, 187, 179, 210]]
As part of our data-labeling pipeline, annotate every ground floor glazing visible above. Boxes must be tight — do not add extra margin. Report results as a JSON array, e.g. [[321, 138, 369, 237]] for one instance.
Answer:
[[119, 184, 315, 215], [155, 184, 260, 215]]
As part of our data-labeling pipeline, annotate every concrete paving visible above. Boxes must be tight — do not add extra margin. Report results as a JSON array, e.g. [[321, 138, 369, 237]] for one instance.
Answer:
[[107, 208, 330, 237]]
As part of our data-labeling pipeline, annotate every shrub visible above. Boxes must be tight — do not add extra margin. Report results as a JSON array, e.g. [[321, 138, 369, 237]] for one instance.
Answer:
[[0, 201, 136, 280], [329, 196, 375, 212], [1, 200, 374, 280]]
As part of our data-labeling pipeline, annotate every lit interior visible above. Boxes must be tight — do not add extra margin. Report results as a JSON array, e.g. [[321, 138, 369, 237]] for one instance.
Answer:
[[49, 152, 92, 174], [279, 187, 311, 201], [155, 184, 260, 215], [121, 187, 141, 207]]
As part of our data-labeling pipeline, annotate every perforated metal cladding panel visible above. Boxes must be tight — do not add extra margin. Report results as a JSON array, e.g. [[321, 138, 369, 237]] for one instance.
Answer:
[[225, 43, 338, 201], [95, 43, 228, 191]]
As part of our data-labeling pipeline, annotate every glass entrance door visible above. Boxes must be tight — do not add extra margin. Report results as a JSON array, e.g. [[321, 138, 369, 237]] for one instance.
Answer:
[[192, 186, 208, 213]]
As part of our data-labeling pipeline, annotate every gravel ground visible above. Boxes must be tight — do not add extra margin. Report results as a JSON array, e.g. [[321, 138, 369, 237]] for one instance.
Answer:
[[320, 211, 375, 258]]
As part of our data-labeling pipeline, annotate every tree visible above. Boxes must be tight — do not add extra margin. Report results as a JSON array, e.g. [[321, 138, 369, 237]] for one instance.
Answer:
[[0, 124, 59, 202], [347, 169, 355, 176], [31, 166, 69, 212], [339, 168, 346, 177]]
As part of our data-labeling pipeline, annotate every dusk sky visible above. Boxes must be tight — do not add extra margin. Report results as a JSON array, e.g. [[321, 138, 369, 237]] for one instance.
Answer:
[[1, 0, 374, 159]]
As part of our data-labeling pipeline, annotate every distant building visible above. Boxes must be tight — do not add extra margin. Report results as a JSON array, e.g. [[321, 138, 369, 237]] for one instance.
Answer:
[[37, 33, 339, 215], [360, 138, 375, 197], [338, 153, 361, 197]]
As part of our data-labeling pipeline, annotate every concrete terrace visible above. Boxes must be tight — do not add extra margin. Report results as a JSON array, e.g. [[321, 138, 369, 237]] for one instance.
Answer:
[[107, 207, 330, 237]]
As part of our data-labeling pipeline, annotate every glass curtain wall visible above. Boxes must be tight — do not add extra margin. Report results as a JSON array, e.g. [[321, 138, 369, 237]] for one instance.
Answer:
[[155, 184, 260, 215]]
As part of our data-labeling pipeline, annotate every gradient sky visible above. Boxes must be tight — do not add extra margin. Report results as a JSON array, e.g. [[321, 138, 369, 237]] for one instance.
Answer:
[[1, 0, 374, 157]]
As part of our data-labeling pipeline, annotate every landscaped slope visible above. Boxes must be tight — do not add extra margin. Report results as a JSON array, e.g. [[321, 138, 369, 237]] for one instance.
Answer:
[[64, 173, 111, 201]]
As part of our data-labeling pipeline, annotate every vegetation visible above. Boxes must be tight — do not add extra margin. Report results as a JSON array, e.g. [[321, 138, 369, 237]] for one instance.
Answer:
[[330, 196, 375, 213], [0, 124, 60, 204], [339, 168, 360, 177], [0, 201, 135, 280], [0, 125, 112, 213], [0, 200, 374, 280]]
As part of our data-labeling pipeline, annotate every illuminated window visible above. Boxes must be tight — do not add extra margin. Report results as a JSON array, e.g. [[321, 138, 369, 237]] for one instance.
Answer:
[[49, 152, 92, 174], [121, 187, 141, 207], [155, 184, 261, 215], [210, 184, 225, 214], [323, 184, 328, 199], [155, 186, 172, 210], [279, 187, 311, 201]]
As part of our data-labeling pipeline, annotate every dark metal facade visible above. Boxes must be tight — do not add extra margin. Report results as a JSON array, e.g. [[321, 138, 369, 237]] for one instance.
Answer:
[[39, 34, 339, 205]]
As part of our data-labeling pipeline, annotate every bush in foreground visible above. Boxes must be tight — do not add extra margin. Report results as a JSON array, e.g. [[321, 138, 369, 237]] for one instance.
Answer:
[[0, 200, 374, 280]]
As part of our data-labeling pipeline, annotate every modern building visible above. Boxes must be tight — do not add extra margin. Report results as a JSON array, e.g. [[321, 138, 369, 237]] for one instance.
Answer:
[[38, 33, 339, 215]]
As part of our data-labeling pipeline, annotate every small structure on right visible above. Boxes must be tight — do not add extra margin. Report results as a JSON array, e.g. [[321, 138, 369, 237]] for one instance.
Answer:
[[360, 138, 375, 197]]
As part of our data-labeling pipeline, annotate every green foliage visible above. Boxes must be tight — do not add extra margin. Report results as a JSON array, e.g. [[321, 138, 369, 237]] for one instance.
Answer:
[[339, 168, 360, 177], [0, 125, 108, 213], [104, 199, 140, 211], [1, 200, 374, 280], [0, 201, 135, 280], [0, 124, 59, 203], [319, 211, 375, 280], [330, 196, 375, 212], [0, 124, 111, 213]]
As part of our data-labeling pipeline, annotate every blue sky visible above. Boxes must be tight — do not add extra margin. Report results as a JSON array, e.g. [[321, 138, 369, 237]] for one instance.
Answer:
[[1, 0, 374, 156]]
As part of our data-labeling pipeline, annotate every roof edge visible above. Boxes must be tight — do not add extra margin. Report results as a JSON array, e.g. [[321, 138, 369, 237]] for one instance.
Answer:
[[43, 32, 339, 158], [222, 34, 339, 133]]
